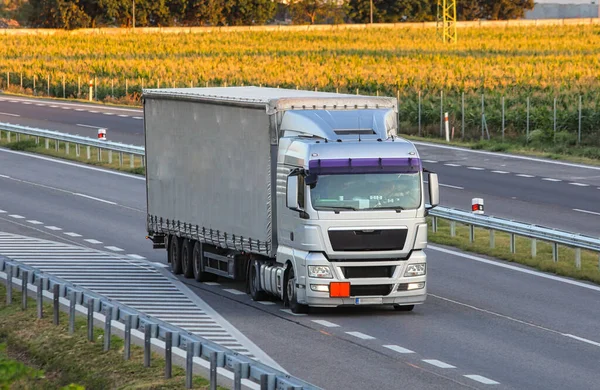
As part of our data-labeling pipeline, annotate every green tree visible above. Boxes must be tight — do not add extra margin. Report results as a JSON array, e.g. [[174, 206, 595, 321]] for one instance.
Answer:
[[27, 0, 90, 29], [224, 0, 275, 25], [184, 0, 225, 26], [290, 0, 343, 25]]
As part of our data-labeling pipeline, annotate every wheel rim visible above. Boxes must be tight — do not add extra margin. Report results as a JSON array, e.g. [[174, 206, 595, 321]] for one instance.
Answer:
[[286, 269, 295, 302]]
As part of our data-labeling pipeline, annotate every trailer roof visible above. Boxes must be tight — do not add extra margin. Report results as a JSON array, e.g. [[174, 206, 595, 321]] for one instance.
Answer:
[[142, 86, 397, 110]]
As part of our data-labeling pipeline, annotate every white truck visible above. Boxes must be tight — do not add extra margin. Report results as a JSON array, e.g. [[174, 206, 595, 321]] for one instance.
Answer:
[[143, 87, 439, 313]]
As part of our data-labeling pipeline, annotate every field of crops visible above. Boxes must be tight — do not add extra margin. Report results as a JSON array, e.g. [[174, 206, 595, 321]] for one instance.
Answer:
[[1, 25, 599, 149]]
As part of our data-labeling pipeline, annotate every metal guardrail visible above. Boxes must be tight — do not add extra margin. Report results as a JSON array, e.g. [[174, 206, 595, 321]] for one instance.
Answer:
[[0, 257, 320, 390], [429, 206, 600, 266]]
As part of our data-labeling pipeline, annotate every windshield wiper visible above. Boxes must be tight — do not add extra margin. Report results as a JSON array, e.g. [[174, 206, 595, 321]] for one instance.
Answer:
[[317, 206, 358, 211], [370, 206, 405, 212]]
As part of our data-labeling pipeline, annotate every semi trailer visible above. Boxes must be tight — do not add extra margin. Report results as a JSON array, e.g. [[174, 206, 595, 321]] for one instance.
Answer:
[[143, 87, 439, 313]]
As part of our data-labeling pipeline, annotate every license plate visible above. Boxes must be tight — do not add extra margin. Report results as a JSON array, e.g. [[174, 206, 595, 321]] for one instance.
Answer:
[[355, 297, 383, 305]]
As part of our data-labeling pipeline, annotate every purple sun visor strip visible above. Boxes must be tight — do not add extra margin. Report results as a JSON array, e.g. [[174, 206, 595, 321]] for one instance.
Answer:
[[308, 157, 422, 174]]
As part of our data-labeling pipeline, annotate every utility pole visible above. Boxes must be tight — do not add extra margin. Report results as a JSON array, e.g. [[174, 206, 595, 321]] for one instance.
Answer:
[[370, 0, 373, 24], [132, 0, 136, 30], [436, 0, 457, 44]]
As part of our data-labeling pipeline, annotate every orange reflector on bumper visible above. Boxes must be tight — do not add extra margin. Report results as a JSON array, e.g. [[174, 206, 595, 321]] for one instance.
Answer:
[[329, 282, 350, 298]]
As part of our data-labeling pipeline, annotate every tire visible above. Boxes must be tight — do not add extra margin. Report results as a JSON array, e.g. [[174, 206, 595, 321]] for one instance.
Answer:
[[168, 235, 183, 275], [249, 260, 268, 301], [393, 304, 415, 312], [181, 239, 194, 279], [285, 265, 309, 314], [192, 241, 218, 282]]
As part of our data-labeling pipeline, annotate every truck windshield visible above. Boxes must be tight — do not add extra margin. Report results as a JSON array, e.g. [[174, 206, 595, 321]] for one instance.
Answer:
[[310, 172, 421, 211]]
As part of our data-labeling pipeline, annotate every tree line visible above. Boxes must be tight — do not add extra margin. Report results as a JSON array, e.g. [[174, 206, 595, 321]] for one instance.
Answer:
[[1, 0, 534, 30]]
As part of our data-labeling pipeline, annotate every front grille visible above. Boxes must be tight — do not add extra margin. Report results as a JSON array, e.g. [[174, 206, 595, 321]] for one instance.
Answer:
[[350, 284, 393, 297], [342, 266, 395, 278], [329, 229, 407, 252]]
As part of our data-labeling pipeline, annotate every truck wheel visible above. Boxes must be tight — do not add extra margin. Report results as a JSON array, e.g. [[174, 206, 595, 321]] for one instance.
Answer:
[[285, 265, 309, 314], [393, 304, 414, 312], [192, 241, 218, 282], [181, 239, 194, 278], [168, 236, 183, 275], [249, 260, 268, 301]]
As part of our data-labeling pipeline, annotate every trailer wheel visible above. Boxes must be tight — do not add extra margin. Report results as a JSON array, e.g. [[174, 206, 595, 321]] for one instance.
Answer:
[[168, 235, 183, 275], [285, 265, 309, 314], [393, 304, 414, 312], [192, 241, 218, 282], [249, 260, 268, 301], [181, 239, 194, 278]]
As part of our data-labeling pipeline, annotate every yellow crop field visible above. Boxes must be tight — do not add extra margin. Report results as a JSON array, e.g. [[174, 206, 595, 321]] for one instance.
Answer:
[[1, 25, 599, 148]]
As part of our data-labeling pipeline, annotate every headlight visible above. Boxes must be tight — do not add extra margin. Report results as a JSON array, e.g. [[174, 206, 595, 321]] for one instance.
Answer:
[[404, 263, 426, 277], [308, 265, 332, 278]]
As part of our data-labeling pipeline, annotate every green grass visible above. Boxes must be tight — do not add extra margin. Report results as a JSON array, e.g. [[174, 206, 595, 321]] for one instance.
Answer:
[[0, 284, 220, 389], [428, 217, 600, 285]]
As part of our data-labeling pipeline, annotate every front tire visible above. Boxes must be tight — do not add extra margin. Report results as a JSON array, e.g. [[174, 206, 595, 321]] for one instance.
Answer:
[[168, 235, 182, 275], [181, 239, 194, 278], [249, 260, 268, 301], [285, 265, 309, 314], [192, 241, 218, 282]]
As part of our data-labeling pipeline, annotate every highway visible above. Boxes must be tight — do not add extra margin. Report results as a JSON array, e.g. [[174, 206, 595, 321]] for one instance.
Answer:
[[1, 142, 600, 389], [2, 94, 599, 236]]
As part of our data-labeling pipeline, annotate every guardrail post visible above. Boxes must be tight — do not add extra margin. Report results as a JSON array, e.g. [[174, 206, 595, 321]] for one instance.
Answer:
[[45, 138, 49, 149], [119, 152, 123, 167], [6, 265, 12, 305], [55, 139, 59, 152], [234, 362, 242, 390], [53, 284, 60, 325], [21, 270, 28, 310], [66, 142, 70, 155], [469, 225, 474, 243], [186, 341, 195, 389], [210, 351, 217, 390], [450, 221, 455, 237], [86, 146, 91, 160], [490, 230, 495, 249], [16, 133, 20, 142], [531, 239, 537, 258], [575, 248, 581, 270], [76, 144, 80, 157], [165, 331, 172, 379], [35, 136, 39, 144], [87, 298, 95, 342], [7, 131, 11, 142], [104, 305, 112, 351], [130, 153, 135, 168], [510, 234, 516, 254], [552, 243, 558, 262], [432, 216, 437, 233], [108, 150, 112, 164], [36, 277, 43, 318], [69, 290, 76, 334], [144, 323, 152, 367], [97, 148, 102, 162], [124, 315, 131, 360]]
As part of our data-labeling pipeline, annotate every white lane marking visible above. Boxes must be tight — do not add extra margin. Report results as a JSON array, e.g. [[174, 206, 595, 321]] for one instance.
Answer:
[[428, 245, 600, 293], [64, 232, 82, 237], [133, 116, 143, 120], [444, 163, 461, 167], [103, 113, 115, 116], [105, 246, 124, 252], [464, 375, 499, 385], [118, 114, 129, 117], [27, 220, 44, 225], [312, 320, 340, 328], [562, 334, 600, 348], [203, 282, 220, 286], [423, 160, 438, 163], [76, 124, 99, 129], [0, 209, 5, 213], [573, 208, 600, 217], [84, 239, 103, 244], [412, 141, 600, 171], [2, 96, 142, 113], [127, 254, 146, 260], [45, 226, 62, 231], [440, 183, 464, 190], [223, 289, 246, 295], [0, 112, 20, 117], [50, 105, 59, 108], [345, 331, 375, 340], [9, 214, 25, 219], [22, 102, 32, 105], [89, 111, 99, 113], [569, 182, 589, 187], [542, 178, 562, 182], [0, 148, 145, 181], [0, 174, 10, 178], [73, 193, 117, 205], [280, 309, 306, 316], [516, 174, 534, 178], [152, 262, 168, 268], [257, 301, 276, 305], [60, 107, 70, 110], [383, 345, 414, 354], [75, 109, 84, 111], [491, 170, 509, 174], [422, 359, 455, 369], [467, 167, 485, 171], [35, 103, 45, 106]]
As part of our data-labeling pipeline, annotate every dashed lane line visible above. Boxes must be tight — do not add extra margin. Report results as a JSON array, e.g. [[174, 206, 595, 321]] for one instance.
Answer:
[[345, 331, 375, 340], [467, 167, 485, 171], [105, 246, 124, 252], [45, 226, 62, 231], [444, 163, 461, 167], [9, 215, 25, 219], [223, 289, 246, 295], [573, 209, 600, 217], [84, 239, 103, 244], [26, 220, 43, 225], [491, 170, 509, 174], [542, 178, 562, 182], [464, 375, 499, 385], [516, 174, 535, 178], [569, 182, 589, 187], [422, 359, 456, 369], [127, 254, 146, 260], [64, 232, 82, 237], [312, 320, 340, 328], [383, 345, 415, 354]]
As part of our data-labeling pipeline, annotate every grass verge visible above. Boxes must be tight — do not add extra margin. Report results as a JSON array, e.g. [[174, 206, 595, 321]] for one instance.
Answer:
[[404, 135, 600, 166], [428, 217, 600, 285], [0, 133, 146, 176], [0, 283, 219, 389]]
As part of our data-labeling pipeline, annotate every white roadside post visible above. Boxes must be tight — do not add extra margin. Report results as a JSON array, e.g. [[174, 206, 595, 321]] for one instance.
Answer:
[[444, 112, 450, 142], [89, 79, 94, 101], [98, 128, 107, 141]]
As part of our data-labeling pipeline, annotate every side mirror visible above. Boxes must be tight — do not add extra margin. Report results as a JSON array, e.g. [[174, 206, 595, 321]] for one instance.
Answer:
[[427, 172, 440, 209], [287, 175, 300, 210]]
